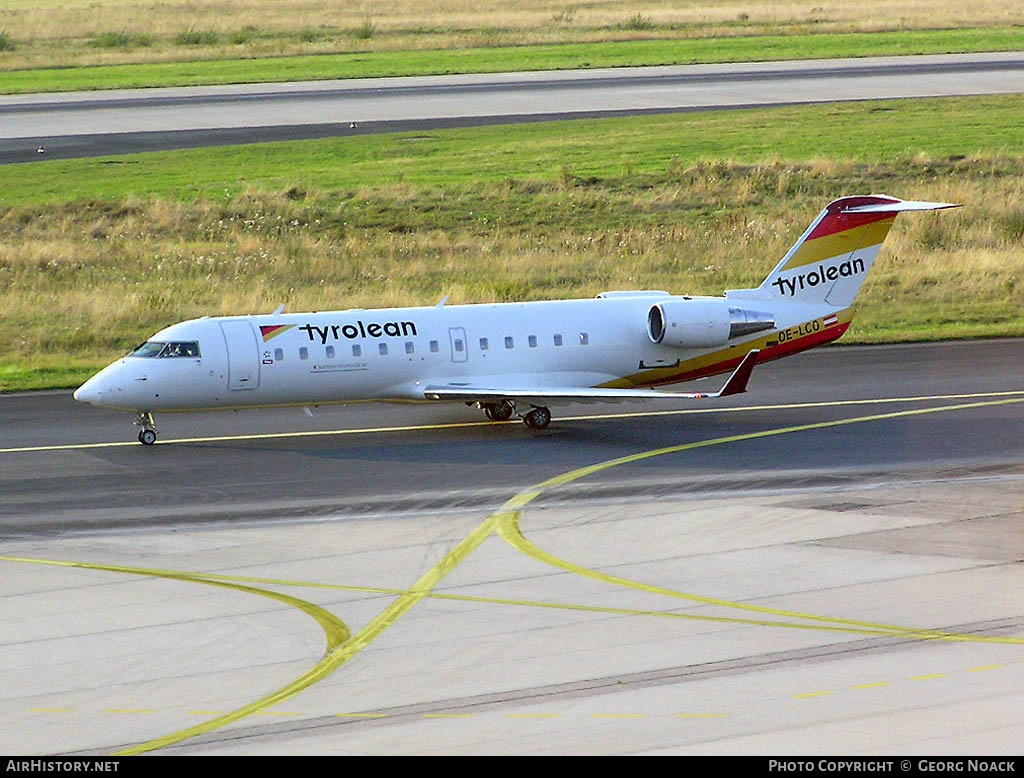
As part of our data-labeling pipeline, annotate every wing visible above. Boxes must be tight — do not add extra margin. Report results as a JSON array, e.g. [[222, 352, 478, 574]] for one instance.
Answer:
[[423, 349, 759, 405]]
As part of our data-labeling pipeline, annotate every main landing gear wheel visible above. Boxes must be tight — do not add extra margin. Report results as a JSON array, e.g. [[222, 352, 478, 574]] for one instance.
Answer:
[[134, 412, 158, 445], [483, 400, 515, 421], [522, 406, 552, 430]]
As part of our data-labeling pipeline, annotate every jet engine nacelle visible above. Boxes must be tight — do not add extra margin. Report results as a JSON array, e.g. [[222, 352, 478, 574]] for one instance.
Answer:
[[647, 298, 775, 349]]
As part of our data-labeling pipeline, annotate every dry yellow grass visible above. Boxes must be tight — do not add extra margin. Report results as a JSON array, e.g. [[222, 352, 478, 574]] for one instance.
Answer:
[[0, 0, 1018, 69], [4, 0, 1017, 37], [2, 156, 1022, 377]]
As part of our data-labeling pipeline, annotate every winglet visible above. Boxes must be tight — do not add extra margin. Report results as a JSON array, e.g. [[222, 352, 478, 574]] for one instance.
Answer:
[[715, 349, 759, 397]]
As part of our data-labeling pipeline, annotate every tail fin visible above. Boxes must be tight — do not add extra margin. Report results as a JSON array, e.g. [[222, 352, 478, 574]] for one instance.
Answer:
[[728, 196, 959, 307]]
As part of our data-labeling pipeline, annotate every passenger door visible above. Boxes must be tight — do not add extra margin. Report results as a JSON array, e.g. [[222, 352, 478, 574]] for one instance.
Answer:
[[220, 320, 260, 390]]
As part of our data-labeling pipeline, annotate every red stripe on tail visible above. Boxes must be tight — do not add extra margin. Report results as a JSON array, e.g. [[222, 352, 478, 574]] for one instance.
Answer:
[[805, 196, 902, 240]]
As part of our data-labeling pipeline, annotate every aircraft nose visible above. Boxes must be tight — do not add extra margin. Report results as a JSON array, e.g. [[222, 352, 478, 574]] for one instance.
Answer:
[[73, 375, 103, 404]]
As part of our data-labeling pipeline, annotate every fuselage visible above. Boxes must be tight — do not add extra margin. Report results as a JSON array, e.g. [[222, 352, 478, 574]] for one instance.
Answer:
[[73, 292, 847, 413], [72, 195, 959, 441]]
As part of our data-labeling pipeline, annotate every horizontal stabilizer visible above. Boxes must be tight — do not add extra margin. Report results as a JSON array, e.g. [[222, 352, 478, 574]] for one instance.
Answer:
[[841, 200, 960, 213]]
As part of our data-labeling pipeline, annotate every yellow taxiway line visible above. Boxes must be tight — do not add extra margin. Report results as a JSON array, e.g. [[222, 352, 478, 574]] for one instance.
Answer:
[[3, 390, 1024, 454], [492, 396, 1024, 645], [0, 555, 350, 756], [3, 394, 1023, 754]]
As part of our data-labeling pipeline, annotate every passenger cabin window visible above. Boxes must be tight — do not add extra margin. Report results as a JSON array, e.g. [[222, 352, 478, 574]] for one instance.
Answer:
[[580, 332, 589, 345], [553, 334, 563, 347], [405, 341, 414, 354], [430, 340, 439, 353], [299, 347, 309, 360], [130, 341, 201, 358], [528, 335, 537, 348], [274, 348, 284, 361], [479, 337, 489, 351], [379, 343, 388, 355], [326, 345, 335, 358], [454, 338, 464, 353], [352, 344, 361, 357], [505, 336, 514, 349]]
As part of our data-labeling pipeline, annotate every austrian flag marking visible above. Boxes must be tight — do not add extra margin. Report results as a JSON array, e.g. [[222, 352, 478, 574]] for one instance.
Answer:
[[260, 324, 295, 341], [823, 314, 839, 327]]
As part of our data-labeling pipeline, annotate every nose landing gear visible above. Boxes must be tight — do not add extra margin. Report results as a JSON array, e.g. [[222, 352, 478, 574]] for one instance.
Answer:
[[134, 412, 158, 445]]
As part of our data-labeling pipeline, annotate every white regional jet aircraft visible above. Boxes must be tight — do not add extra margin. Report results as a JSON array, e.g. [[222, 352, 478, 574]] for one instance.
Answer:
[[74, 195, 957, 444]]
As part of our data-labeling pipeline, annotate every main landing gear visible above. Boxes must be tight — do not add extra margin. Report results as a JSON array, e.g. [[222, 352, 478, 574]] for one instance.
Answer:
[[134, 412, 158, 445], [478, 400, 552, 430], [522, 405, 552, 430], [481, 400, 515, 421]]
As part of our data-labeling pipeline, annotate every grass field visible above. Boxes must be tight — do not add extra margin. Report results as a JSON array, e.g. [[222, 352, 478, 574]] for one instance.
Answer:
[[0, 0, 1021, 91], [2, 94, 1023, 391], [2, 28, 1022, 94]]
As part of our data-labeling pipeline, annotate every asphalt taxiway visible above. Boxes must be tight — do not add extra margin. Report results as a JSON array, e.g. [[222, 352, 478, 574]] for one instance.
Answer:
[[1, 339, 1022, 754], [2, 52, 1023, 162]]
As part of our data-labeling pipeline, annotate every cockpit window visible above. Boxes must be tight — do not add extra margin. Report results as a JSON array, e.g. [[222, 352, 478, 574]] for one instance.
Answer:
[[130, 341, 201, 358], [130, 342, 164, 358]]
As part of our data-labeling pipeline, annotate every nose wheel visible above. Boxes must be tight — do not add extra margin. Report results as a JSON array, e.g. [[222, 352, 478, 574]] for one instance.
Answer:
[[133, 412, 158, 445]]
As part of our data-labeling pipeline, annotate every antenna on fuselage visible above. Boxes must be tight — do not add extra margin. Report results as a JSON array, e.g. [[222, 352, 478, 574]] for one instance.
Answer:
[[436, 296, 449, 307], [273, 304, 285, 314]]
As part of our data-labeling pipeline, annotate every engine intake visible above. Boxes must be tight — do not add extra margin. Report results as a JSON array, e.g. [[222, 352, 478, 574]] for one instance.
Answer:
[[647, 298, 775, 348]]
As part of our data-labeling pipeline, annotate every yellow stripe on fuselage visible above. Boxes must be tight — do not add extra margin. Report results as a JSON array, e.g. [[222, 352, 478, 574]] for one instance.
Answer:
[[600, 308, 856, 390], [782, 217, 895, 272]]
